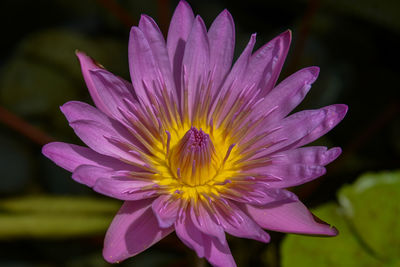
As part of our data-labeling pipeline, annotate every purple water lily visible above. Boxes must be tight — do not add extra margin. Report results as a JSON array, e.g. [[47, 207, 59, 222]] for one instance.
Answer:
[[43, 1, 347, 266]]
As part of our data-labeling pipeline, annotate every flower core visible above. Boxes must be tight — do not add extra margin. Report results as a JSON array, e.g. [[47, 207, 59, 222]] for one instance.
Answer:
[[169, 127, 217, 186], [146, 120, 240, 201]]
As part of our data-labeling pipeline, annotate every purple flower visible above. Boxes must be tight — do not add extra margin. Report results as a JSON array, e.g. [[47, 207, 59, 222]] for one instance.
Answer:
[[42, 1, 347, 266]]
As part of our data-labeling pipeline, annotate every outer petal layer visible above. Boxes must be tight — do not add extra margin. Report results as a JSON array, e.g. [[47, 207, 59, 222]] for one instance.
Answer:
[[167, 0, 195, 96], [175, 211, 236, 267], [42, 142, 131, 172], [103, 199, 173, 263], [208, 9, 235, 93], [244, 200, 338, 236]]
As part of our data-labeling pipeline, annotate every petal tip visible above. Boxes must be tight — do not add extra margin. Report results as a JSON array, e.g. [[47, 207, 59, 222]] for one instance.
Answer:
[[41, 142, 57, 158], [174, 0, 194, 18], [327, 147, 342, 162], [308, 66, 320, 79], [336, 104, 349, 116], [102, 248, 121, 264], [74, 49, 84, 57], [281, 29, 292, 41], [75, 50, 104, 69], [220, 9, 233, 20]]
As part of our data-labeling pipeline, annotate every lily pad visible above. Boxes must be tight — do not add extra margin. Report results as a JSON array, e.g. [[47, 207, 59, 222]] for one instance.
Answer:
[[280, 203, 381, 267], [0, 195, 120, 239], [338, 170, 400, 262], [281, 170, 400, 266]]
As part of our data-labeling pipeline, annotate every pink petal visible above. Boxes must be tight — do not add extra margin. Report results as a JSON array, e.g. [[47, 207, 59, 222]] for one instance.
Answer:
[[128, 26, 163, 110], [89, 69, 136, 122], [245, 30, 291, 97], [61, 100, 109, 123], [216, 200, 270, 243], [181, 16, 210, 120], [93, 177, 157, 201], [175, 210, 206, 257], [257, 30, 292, 97], [271, 146, 342, 166], [42, 142, 130, 172], [253, 163, 326, 188], [210, 34, 256, 124], [166, 0, 195, 95], [61, 101, 146, 164], [190, 204, 225, 244], [223, 187, 298, 206], [103, 200, 173, 263], [244, 200, 338, 236], [75, 51, 134, 118], [68, 120, 145, 165], [151, 195, 181, 228], [242, 108, 327, 157], [295, 104, 348, 148], [208, 9, 235, 93], [175, 211, 236, 266], [72, 164, 115, 187], [139, 15, 177, 101], [203, 235, 236, 267], [250, 66, 319, 124], [75, 51, 109, 114]]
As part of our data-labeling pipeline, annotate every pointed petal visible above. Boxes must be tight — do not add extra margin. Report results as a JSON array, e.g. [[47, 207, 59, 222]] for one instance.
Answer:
[[175, 210, 206, 257], [244, 200, 338, 236], [93, 177, 157, 201], [253, 163, 326, 188], [190, 204, 225, 244], [295, 104, 348, 148], [167, 0, 195, 95], [103, 200, 173, 263], [251, 67, 319, 124], [223, 188, 298, 206], [181, 16, 210, 120], [42, 142, 130, 172], [216, 201, 270, 243], [61, 101, 146, 163], [242, 108, 327, 157], [72, 164, 115, 187], [61, 100, 110, 124], [75, 51, 108, 114], [152, 195, 181, 228], [76, 51, 134, 117], [128, 26, 162, 109], [139, 15, 177, 101], [249, 30, 291, 97], [211, 34, 256, 123], [271, 146, 342, 166], [89, 69, 136, 121], [175, 211, 235, 266], [208, 9, 235, 92], [203, 235, 236, 267]]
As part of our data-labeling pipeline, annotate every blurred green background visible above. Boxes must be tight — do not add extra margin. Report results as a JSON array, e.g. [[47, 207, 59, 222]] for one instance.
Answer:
[[0, 0, 399, 266]]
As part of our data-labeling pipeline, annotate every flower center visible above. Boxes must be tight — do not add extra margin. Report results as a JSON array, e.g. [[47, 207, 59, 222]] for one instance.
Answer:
[[169, 127, 217, 186]]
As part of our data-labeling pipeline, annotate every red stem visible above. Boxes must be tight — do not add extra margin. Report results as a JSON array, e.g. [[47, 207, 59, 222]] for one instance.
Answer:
[[0, 106, 55, 146]]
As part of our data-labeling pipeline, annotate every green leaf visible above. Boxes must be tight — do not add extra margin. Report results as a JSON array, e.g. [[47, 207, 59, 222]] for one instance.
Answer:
[[280, 203, 381, 267], [281, 170, 400, 266], [338, 170, 400, 262], [0, 195, 120, 239]]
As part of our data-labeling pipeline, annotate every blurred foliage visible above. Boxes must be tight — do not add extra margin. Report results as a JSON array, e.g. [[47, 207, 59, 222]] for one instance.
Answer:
[[281, 170, 400, 267], [0, 195, 120, 239], [0, 29, 128, 140]]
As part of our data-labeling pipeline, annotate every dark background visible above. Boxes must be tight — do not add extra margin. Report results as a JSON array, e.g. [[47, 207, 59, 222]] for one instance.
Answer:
[[0, 0, 399, 266]]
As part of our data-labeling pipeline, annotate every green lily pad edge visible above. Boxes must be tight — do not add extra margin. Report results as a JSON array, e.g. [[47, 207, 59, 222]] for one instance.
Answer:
[[281, 170, 400, 267]]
